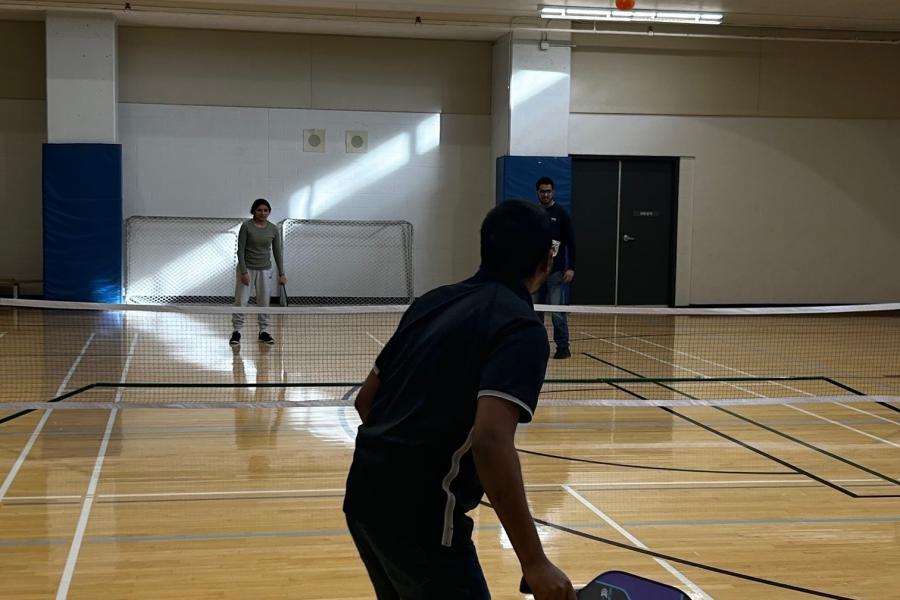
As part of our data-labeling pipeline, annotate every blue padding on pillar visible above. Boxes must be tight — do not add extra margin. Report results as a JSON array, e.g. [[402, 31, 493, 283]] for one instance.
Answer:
[[495, 156, 572, 213], [43, 143, 122, 302]]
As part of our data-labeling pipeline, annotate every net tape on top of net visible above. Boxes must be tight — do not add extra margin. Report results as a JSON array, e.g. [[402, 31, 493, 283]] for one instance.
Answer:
[[2, 298, 899, 316]]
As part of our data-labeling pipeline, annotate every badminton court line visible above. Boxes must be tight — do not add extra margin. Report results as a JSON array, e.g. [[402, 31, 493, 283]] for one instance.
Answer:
[[0, 334, 95, 501], [630, 334, 898, 426], [57, 335, 138, 600], [365, 332, 385, 348], [1, 477, 891, 504], [563, 484, 710, 600], [582, 342, 900, 493], [628, 334, 900, 444], [587, 331, 899, 448]]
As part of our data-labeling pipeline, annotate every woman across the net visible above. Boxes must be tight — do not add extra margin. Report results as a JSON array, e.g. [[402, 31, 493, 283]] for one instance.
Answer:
[[230, 198, 286, 346]]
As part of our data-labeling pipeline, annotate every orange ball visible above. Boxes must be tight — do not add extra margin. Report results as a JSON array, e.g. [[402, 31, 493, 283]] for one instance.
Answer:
[[616, 0, 635, 9]]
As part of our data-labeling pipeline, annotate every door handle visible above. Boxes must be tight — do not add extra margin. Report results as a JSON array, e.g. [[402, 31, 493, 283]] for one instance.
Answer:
[[622, 234, 636, 242]]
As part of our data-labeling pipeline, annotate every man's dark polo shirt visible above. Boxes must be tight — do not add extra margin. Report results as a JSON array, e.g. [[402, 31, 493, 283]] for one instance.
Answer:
[[343, 269, 550, 547]]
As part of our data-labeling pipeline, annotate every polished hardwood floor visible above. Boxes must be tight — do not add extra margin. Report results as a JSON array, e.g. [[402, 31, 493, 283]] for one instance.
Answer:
[[1, 306, 898, 599]]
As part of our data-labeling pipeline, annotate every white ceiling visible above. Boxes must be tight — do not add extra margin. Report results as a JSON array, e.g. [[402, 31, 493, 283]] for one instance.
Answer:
[[2, 0, 900, 39]]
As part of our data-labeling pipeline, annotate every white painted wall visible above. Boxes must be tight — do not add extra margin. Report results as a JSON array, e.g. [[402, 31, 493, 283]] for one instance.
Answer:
[[491, 34, 511, 161], [509, 38, 570, 157], [120, 103, 492, 294], [45, 13, 117, 143], [570, 114, 900, 304]]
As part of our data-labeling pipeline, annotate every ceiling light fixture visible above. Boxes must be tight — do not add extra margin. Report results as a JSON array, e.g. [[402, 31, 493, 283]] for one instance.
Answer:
[[540, 5, 724, 25]]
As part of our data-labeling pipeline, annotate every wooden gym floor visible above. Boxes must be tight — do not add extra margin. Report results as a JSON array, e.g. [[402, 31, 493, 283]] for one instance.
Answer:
[[0, 306, 898, 599]]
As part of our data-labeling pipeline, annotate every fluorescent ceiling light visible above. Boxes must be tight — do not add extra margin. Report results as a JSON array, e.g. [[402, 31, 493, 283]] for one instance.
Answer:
[[541, 6, 566, 16], [540, 5, 724, 25], [566, 8, 611, 17]]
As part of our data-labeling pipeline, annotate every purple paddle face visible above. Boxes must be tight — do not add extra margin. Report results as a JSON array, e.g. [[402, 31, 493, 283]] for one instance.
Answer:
[[577, 571, 690, 600]]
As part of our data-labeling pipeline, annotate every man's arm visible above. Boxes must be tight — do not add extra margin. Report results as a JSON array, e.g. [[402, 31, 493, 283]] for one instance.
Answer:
[[472, 396, 575, 600], [354, 370, 380, 424]]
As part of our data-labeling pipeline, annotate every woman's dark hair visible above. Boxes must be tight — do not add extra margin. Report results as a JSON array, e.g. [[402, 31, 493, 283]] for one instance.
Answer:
[[480, 201, 552, 280], [250, 198, 271, 214]]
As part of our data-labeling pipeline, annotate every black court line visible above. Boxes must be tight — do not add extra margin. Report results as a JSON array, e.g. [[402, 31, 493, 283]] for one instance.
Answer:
[[583, 353, 900, 499], [713, 407, 900, 488], [0, 376, 833, 427], [4, 377, 897, 492], [515, 448, 796, 476], [479, 501, 854, 600], [539, 386, 619, 395], [0, 382, 363, 425], [595, 374, 858, 498], [825, 377, 900, 415], [0, 384, 94, 425], [591, 354, 900, 497]]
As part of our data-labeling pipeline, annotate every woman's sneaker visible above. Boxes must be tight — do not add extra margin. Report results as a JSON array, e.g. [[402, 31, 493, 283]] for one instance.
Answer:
[[229, 331, 241, 346], [258, 332, 275, 345]]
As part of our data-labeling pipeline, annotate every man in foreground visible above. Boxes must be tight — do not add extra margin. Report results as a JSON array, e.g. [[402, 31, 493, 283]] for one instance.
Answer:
[[344, 201, 575, 599]]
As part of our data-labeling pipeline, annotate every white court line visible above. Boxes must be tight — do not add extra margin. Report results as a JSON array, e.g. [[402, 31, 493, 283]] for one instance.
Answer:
[[631, 334, 900, 427], [563, 484, 710, 599], [5, 476, 887, 503], [588, 333, 762, 396], [836, 402, 900, 426], [57, 335, 138, 600], [365, 332, 385, 348], [568, 477, 886, 490], [585, 331, 900, 448], [784, 404, 900, 449], [0, 334, 95, 502], [101, 487, 347, 498], [627, 335, 900, 448], [3, 495, 82, 501]]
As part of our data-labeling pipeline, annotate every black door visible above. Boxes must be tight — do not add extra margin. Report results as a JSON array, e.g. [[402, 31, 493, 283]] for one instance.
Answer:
[[571, 158, 619, 305], [617, 160, 677, 305], [571, 157, 678, 306]]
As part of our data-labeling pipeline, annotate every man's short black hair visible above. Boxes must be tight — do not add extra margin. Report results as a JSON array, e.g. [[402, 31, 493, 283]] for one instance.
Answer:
[[535, 176, 554, 190], [481, 201, 552, 280], [250, 198, 271, 213]]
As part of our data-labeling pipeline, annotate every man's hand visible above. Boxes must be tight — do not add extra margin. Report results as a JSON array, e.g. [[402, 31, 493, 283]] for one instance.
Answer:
[[279, 274, 288, 285], [562, 269, 575, 284], [240, 273, 251, 285], [523, 558, 577, 600]]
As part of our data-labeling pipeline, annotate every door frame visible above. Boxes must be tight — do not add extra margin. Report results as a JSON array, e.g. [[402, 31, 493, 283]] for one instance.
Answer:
[[570, 154, 682, 307]]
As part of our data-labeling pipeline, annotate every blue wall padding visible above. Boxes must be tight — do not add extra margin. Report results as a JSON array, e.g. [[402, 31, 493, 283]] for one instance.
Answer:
[[43, 143, 123, 302], [496, 156, 572, 213]]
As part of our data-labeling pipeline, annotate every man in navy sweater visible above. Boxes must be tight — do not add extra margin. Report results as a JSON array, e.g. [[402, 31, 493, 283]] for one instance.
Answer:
[[534, 176, 576, 359]]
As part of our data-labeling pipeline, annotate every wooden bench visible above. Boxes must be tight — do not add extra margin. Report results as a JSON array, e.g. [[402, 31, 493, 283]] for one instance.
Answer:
[[0, 278, 42, 299]]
